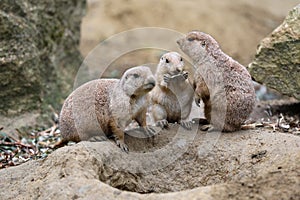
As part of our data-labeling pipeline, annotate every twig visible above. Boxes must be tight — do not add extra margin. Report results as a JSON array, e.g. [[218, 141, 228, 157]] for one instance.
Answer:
[[37, 124, 58, 136], [0, 141, 33, 148]]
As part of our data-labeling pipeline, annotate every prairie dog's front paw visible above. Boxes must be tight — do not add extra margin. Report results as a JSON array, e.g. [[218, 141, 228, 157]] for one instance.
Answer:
[[144, 126, 157, 136], [116, 139, 129, 153], [89, 135, 107, 142], [156, 119, 169, 129], [180, 120, 192, 130], [163, 74, 171, 84], [200, 124, 215, 132], [195, 97, 201, 107], [182, 71, 189, 80]]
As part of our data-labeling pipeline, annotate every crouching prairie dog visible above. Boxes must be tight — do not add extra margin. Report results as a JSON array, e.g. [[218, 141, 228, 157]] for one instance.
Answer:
[[59, 66, 156, 152], [150, 52, 194, 130], [177, 31, 256, 132]]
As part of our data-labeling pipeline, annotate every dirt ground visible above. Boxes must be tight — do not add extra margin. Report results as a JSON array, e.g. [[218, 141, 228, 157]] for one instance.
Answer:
[[0, 123, 299, 199]]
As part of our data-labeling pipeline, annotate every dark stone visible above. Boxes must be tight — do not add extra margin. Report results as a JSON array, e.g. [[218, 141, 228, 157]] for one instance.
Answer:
[[0, 0, 86, 116]]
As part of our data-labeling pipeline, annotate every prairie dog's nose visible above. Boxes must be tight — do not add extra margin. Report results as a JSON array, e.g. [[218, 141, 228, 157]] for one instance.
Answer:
[[146, 75, 156, 86], [176, 38, 184, 45], [176, 67, 183, 73]]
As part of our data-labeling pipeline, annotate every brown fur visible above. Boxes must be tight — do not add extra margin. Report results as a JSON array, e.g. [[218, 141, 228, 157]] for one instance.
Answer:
[[150, 52, 194, 129], [177, 31, 256, 132], [59, 66, 155, 152]]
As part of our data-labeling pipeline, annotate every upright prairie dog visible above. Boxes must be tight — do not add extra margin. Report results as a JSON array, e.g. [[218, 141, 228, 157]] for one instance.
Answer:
[[150, 52, 194, 129], [177, 31, 256, 132], [59, 66, 156, 152]]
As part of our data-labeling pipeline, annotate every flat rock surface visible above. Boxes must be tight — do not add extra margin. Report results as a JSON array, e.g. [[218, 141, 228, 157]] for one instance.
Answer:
[[0, 125, 299, 200]]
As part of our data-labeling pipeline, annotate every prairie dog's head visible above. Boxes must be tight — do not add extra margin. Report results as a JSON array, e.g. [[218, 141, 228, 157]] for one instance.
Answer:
[[121, 66, 156, 97], [157, 52, 185, 76], [177, 31, 220, 63]]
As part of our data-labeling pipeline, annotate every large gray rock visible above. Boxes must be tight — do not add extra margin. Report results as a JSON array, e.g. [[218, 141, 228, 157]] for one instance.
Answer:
[[0, 0, 86, 126], [0, 125, 299, 199], [249, 4, 300, 100]]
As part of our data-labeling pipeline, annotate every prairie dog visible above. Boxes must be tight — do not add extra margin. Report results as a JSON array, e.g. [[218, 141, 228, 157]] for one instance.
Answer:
[[177, 31, 256, 132], [150, 52, 194, 129], [59, 66, 156, 152]]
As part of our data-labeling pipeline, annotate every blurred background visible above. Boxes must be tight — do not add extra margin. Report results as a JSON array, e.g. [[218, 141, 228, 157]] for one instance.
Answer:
[[79, 0, 299, 74]]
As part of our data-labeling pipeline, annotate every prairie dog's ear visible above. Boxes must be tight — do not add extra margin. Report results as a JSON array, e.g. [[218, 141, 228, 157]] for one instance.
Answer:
[[121, 73, 137, 96]]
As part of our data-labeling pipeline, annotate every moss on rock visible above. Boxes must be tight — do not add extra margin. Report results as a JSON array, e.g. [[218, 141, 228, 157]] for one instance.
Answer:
[[249, 5, 300, 100], [0, 0, 86, 116]]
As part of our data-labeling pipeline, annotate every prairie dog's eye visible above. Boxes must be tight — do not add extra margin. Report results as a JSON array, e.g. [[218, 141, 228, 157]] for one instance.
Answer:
[[133, 73, 139, 78], [187, 33, 198, 42], [165, 58, 169, 63], [180, 57, 183, 61], [188, 36, 196, 42], [201, 41, 206, 47]]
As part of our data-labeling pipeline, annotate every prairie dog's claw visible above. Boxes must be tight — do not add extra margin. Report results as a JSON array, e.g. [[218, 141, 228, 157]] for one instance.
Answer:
[[195, 97, 201, 107], [156, 119, 169, 129], [116, 140, 129, 153], [145, 126, 157, 136], [163, 74, 171, 84], [180, 120, 192, 130], [200, 124, 215, 132]]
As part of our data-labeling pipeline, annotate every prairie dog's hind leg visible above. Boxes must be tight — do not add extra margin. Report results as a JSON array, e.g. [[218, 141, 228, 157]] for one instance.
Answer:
[[135, 109, 157, 136], [179, 101, 193, 130], [135, 108, 147, 127], [152, 104, 168, 129]]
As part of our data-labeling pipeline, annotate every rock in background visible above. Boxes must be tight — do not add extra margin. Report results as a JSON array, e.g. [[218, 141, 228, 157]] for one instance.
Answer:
[[0, 0, 86, 134], [249, 4, 300, 100]]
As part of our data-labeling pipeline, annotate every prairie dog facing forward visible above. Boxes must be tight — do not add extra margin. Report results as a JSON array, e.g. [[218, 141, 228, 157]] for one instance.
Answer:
[[59, 66, 156, 152], [150, 52, 194, 129], [177, 31, 256, 132]]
